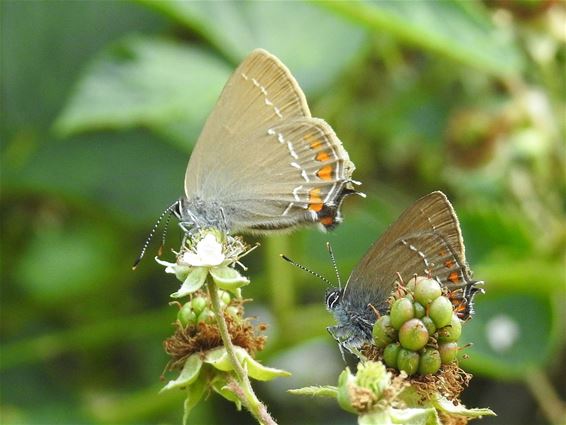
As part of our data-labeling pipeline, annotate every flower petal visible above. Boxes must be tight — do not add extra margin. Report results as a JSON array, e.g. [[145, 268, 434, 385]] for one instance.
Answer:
[[210, 267, 250, 293], [171, 267, 208, 298], [160, 354, 203, 392]]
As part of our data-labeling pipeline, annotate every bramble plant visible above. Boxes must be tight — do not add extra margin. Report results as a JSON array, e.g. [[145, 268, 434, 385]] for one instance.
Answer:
[[290, 276, 496, 424], [157, 229, 289, 425]]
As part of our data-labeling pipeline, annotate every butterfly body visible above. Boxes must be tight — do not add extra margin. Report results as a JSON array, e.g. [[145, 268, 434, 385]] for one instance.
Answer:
[[325, 191, 483, 354]]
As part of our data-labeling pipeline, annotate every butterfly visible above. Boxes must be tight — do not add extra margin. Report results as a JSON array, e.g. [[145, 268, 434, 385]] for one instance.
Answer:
[[134, 49, 362, 267], [324, 191, 483, 355]]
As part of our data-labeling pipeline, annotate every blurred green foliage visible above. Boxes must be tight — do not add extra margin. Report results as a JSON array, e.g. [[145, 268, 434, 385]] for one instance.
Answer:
[[1, 1, 564, 424]]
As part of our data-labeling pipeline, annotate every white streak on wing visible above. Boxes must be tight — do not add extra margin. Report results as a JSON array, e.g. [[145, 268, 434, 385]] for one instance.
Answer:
[[282, 202, 294, 216], [301, 170, 309, 182], [241, 73, 249, 80], [267, 128, 275, 136], [274, 106, 283, 118], [277, 133, 285, 144], [290, 162, 301, 170], [287, 141, 298, 159], [292, 185, 303, 201]]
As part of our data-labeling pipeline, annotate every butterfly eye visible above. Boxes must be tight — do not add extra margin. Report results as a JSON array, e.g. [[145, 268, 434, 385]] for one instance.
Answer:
[[325, 290, 342, 310]]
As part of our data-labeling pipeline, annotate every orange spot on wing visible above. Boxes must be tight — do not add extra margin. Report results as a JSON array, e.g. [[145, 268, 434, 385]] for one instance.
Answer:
[[448, 271, 459, 283], [444, 259, 455, 269], [308, 188, 323, 212], [317, 165, 333, 180], [316, 151, 330, 162], [320, 216, 334, 226]]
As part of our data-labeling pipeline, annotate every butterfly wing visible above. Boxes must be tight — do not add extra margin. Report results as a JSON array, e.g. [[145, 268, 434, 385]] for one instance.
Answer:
[[343, 191, 475, 315], [183, 49, 357, 233]]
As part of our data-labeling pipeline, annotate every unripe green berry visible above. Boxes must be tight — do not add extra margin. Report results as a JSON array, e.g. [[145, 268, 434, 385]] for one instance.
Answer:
[[177, 302, 196, 326], [197, 309, 216, 324], [219, 290, 231, 305], [372, 315, 397, 348], [429, 296, 453, 328], [383, 343, 401, 368], [405, 276, 418, 292], [390, 298, 415, 329], [414, 278, 442, 306], [438, 313, 462, 342], [413, 302, 426, 318], [399, 318, 429, 351], [421, 316, 437, 335], [405, 293, 414, 302], [439, 342, 459, 364], [397, 348, 420, 376], [191, 296, 207, 314], [418, 348, 441, 375]]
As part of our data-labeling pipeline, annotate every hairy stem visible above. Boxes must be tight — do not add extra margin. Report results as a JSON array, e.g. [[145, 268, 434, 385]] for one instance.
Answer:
[[208, 278, 277, 425]]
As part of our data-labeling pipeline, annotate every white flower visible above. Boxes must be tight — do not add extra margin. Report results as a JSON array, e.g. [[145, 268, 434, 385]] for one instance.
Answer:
[[181, 234, 225, 267]]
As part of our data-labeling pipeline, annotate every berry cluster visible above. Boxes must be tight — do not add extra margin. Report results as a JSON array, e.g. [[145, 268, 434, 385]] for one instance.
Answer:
[[177, 290, 239, 326], [372, 276, 462, 376]]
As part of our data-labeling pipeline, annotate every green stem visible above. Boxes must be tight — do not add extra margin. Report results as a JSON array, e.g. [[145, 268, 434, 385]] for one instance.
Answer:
[[208, 277, 277, 425], [524, 368, 566, 425]]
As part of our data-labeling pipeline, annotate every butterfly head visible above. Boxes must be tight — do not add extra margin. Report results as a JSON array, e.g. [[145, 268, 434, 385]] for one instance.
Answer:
[[176, 196, 230, 234], [325, 288, 343, 311]]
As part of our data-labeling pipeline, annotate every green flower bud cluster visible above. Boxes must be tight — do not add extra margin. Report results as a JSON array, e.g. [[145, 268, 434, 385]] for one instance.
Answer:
[[372, 276, 462, 376], [177, 290, 239, 327]]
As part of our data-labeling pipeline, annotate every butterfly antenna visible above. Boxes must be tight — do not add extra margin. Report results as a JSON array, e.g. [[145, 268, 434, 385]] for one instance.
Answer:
[[158, 208, 175, 257], [132, 200, 179, 270], [326, 242, 342, 290], [280, 254, 331, 286]]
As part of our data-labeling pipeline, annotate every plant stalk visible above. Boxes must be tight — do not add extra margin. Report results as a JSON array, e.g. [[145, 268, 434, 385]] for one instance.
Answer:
[[208, 277, 277, 425]]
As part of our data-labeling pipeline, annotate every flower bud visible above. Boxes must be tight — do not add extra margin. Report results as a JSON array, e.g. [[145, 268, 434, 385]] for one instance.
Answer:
[[429, 295, 453, 328], [372, 315, 397, 348], [390, 298, 415, 329]]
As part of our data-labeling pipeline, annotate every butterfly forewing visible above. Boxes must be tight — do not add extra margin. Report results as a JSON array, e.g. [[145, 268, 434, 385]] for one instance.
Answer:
[[344, 192, 469, 306], [183, 49, 357, 233]]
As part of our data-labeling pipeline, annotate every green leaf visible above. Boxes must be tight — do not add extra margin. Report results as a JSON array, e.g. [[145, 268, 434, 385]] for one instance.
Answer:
[[209, 266, 250, 293], [160, 354, 203, 393], [55, 35, 232, 147], [321, 0, 524, 76], [171, 267, 208, 298], [288, 386, 338, 398], [137, 0, 366, 93], [459, 292, 559, 379]]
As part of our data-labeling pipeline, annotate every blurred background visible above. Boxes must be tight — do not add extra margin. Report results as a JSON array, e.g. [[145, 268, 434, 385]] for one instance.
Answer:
[[1, 1, 565, 424]]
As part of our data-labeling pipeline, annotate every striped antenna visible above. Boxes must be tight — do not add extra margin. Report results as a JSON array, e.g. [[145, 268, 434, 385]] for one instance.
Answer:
[[132, 200, 179, 270], [280, 254, 331, 286], [326, 242, 342, 290]]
